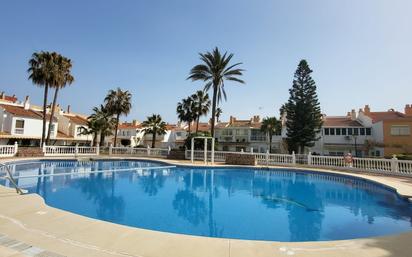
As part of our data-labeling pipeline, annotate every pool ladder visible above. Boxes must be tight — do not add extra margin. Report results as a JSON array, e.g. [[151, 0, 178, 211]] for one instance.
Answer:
[[0, 163, 23, 194]]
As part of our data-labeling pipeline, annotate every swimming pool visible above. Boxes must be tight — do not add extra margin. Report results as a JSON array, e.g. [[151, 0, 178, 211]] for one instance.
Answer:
[[1, 159, 412, 242]]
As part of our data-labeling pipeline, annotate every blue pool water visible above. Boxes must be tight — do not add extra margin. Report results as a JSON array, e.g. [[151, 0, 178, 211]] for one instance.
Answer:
[[1, 159, 412, 242]]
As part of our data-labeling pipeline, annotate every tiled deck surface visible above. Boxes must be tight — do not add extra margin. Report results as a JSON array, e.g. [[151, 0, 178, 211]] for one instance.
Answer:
[[1, 157, 412, 257]]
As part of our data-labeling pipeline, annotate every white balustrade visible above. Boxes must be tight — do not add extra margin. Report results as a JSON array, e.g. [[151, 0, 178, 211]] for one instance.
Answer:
[[0, 142, 18, 157], [109, 146, 169, 158], [43, 145, 98, 157]]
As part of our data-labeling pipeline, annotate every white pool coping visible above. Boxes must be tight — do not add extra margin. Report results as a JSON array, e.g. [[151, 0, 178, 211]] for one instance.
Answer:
[[1, 156, 412, 257]]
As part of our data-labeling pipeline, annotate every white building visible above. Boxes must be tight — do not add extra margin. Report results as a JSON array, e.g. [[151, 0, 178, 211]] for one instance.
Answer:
[[215, 116, 282, 153], [0, 97, 58, 146]]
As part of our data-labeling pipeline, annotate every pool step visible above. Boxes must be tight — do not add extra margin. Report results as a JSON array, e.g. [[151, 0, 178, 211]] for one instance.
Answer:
[[0, 233, 66, 257]]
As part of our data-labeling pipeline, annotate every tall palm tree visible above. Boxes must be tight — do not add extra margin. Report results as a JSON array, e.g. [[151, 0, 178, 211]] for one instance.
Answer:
[[142, 114, 167, 148], [46, 53, 74, 144], [260, 117, 280, 153], [28, 51, 56, 146], [192, 90, 211, 133], [188, 47, 244, 137], [176, 96, 196, 133], [104, 88, 132, 146], [216, 107, 223, 122]]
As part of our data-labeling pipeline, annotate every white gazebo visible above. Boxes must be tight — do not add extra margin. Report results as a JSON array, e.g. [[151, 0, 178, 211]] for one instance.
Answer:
[[190, 136, 215, 165]]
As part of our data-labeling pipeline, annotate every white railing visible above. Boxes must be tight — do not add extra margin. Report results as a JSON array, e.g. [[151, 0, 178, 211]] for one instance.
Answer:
[[43, 145, 99, 157], [185, 150, 412, 177], [0, 142, 18, 158], [109, 146, 170, 158], [184, 150, 295, 165], [308, 153, 412, 177]]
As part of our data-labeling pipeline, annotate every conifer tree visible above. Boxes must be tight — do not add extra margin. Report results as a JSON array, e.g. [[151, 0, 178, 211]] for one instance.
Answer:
[[285, 60, 323, 153]]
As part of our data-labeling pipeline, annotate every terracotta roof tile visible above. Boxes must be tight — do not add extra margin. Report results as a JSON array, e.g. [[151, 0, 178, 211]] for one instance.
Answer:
[[0, 105, 58, 122], [366, 111, 412, 123], [323, 117, 363, 127], [118, 123, 142, 129], [65, 115, 88, 125]]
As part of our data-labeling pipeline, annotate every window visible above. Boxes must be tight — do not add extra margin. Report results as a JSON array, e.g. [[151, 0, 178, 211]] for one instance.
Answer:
[[49, 124, 55, 136], [341, 128, 347, 135], [76, 127, 83, 136], [336, 128, 341, 135], [391, 125, 411, 136], [14, 120, 24, 134], [360, 128, 365, 136], [366, 128, 371, 135], [353, 128, 359, 135], [324, 128, 330, 135], [348, 128, 353, 135], [330, 128, 335, 135]]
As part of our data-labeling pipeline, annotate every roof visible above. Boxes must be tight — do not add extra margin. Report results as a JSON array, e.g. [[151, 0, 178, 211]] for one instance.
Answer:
[[226, 120, 261, 129], [65, 115, 88, 125], [323, 117, 363, 127], [366, 111, 412, 123], [0, 104, 57, 122], [1, 95, 18, 103], [118, 123, 142, 129]]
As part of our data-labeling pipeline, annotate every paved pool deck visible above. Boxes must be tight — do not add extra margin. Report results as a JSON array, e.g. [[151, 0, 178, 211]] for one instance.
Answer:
[[1, 156, 412, 257]]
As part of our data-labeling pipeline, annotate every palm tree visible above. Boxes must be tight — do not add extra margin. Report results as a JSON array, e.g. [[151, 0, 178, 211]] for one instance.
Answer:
[[176, 96, 196, 133], [46, 53, 74, 144], [142, 114, 167, 148], [28, 51, 56, 146], [192, 90, 211, 133], [80, 119, 100, 146], [104, 88, 132, 146], [216, 107, 223, 122], [261, 117, 280, 153], [187, 47, 244, 137], [87, 105, 115, 146]]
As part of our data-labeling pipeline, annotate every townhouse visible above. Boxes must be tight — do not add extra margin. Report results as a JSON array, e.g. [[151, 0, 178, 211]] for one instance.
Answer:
[[310, 110, 372, 156], [215, 116, 282, 153], [0, 93, 93, 146]]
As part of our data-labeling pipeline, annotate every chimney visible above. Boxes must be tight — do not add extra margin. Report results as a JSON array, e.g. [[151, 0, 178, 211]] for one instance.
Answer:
[[67, 105, 71, 114], [23, 96, 30, 110], [252, 115, 260, 123], [0, 92, 4, 99], [347, 111, 351, 117], [364, 105, 371, 115], [350, 109, 356, 120], [132, 119, 138, 126], [405, 104, 412, 116], [229, 116, 236, 124]]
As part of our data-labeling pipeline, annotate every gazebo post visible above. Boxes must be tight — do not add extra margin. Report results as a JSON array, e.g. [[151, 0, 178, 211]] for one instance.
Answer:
[[211, 138, 215, 165], [204, 138, 207, 165], [191, 137, 194, 163]]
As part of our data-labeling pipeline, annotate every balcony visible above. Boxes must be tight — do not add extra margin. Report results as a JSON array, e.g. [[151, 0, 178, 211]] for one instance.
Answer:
[[14, 128, 24, 134]]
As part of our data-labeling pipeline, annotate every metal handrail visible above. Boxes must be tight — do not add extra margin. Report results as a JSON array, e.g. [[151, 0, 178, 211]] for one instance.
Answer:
[[0, 163, 23, 194]]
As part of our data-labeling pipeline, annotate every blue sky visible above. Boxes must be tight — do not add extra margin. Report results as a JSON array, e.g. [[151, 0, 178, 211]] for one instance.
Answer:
[[0, 0, 411, 123]]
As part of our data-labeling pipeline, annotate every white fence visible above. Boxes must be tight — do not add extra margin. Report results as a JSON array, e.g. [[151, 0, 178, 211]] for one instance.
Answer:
[[185, 150, 295, 166], [43, 145, 99, 157], [185, 150, 412, 177], [0, 142, 18, 158], [109, 146, 170, 158]]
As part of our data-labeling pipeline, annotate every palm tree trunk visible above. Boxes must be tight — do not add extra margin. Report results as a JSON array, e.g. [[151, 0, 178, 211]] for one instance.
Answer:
[[100, 133, 105, 147], [114, 113, 120, 146], [196, 116, 200, 133], [46, 87, 60, 145], [269, 134, 272, 153], [41, 85, 49, 147], [210, 85, 218, 138], [152, 130, 156, 148], [188, 122, 191, 134]]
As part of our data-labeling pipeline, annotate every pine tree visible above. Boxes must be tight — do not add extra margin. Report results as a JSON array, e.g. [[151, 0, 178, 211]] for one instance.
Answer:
[[285, 60, 323, 153]]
